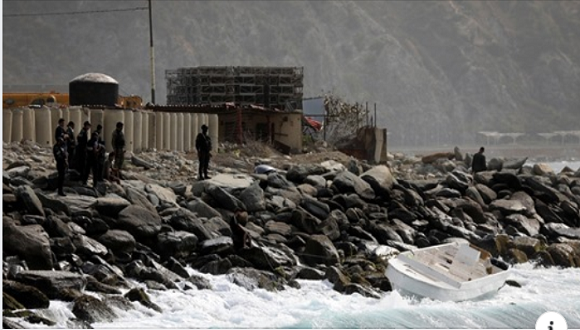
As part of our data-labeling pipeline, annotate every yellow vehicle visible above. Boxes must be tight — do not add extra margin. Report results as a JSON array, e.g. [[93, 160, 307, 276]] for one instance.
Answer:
[[3, 92, 142, 109], [3, 92, 69, 108]]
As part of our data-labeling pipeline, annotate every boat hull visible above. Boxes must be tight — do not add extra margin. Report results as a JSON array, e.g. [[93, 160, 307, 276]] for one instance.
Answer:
[[385, 242, 510, 302]]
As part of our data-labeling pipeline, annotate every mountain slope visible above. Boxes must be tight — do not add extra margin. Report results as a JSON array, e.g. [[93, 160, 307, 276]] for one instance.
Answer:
[[3, 0, 580, 146]]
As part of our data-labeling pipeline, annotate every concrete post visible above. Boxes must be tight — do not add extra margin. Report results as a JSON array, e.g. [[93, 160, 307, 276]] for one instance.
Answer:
[[3, 109, 13, 143]]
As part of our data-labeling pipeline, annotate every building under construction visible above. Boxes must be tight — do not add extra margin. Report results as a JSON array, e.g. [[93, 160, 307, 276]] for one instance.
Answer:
[[165, 66, 304, 110]]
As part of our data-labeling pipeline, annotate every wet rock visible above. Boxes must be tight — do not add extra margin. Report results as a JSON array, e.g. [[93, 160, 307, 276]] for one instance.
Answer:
[[156, 230, 198, 260], [206, 184, 246, 211], [547, 243, 577, 267], [96, 229, 136, 256], [14, 270, 87, 300], [124, 287, 163, 312], [200, 236, 234, 255], [226, 267, 284, 292], [72, 234, 108, 257], [186, 274, 213, 290], [2, 279, 50, 309]]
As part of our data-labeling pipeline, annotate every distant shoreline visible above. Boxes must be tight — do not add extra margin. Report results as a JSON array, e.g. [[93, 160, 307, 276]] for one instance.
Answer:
[[389, 144, 580, 162]]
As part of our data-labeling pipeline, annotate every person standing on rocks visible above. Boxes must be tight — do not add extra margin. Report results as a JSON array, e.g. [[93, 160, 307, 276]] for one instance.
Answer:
[[75, 121, 91, 182], [53, 137, 68, 196], [112, 122, 126, 179], [85, 131, 105, 187], [66, 121, 76, 168], [472, 146, 487, 173], [195, 124, 212, 180]]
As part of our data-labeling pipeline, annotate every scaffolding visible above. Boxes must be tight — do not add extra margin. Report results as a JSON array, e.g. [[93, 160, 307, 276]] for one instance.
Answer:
[[166, 66, 303, 110]]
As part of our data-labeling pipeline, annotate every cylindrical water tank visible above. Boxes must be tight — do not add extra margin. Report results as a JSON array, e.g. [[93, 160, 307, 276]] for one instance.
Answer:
[[184, 113, 191, 152], [80, 107, 91, 126], [169, 113, 177, 151], [11, 109, 23, 142], [124, 110, 134, 153], [35, 107, 52, 147], [69, 73, 119, 107], [155, 112, 163, 151], [69, 107, 82, 134], [61, 107, 70, 125], [133, 111, 142, 152], [177, 113, 184, 152], [163, 113, 170, 151], [22, 107, 35, 142], [104, 109, 124, 152], [209, 114, 219, 153], [3, 109, 13, 143], [142, 111, 150, 151], [191, 113, 199, 148]]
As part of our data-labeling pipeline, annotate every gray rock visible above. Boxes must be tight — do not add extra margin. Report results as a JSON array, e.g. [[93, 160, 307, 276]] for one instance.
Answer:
[[117, 205, 163, 239], [200, 236, 234, 255], [145, 183, 178, 206], [94, 196, 131, 218], [157, 230, 198, 259], [267, 172, 294, 189], [15, 185, 44, 217], [169, 208, 214, 241], [543, 223, 580, 240], [124, 287, 162, 313], [239, 181, 266, 212], [286, 164, 327, 183], [131, 154, 155, 169], [125, 187, 157, 213], [505, 214, 541, 237], [301, 197, 330, 220], [186, 198, 222, 219], [96, 229, 137, 255], [36, 191, 71, 216], [2, 279, 50, 309], [206, 184, 246, 211], [490, 199, 527, 214], [331, 170, 375, 200], [15, 270, 87, 300], [72, 295, 117, 324], [226, 267, 283, 292], [3, 223, 53, 270], [6, 165, 31, 179], [265, 221, 293, 237], [304, 175, 327, 189], [475, 183, 497, 204], [72, 234, 108, 257], [303, 235, 340, 266]]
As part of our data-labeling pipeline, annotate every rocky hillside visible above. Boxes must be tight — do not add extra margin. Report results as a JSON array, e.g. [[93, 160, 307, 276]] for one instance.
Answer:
[[3, 1, 580, 146]]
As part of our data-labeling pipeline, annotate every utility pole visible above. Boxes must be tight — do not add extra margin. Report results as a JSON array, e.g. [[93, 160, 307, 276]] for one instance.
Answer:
[[149, 0, 156, 104]]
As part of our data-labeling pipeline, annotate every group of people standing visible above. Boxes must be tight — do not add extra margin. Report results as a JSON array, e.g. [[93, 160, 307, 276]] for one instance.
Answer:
[[53, 119, 124, 196]]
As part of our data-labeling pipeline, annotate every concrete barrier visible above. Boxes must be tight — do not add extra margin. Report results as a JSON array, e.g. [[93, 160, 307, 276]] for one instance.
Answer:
[[124, 110, 134, 153], [11, 109, 23, 142], [22, 107, 35, 142], [104, 109, 124, 152], [3, 109, 13, 143], [133, 110, 142, 152], [209, 114, 219, 153], [163, 113, 170, 151], [184, 113, 192, 152], [177, 113, 184, 152], [35, 107, 52, 147]]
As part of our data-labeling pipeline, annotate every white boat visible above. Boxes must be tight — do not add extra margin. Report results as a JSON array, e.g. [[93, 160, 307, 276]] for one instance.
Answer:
[[385, 241, 510, 302]]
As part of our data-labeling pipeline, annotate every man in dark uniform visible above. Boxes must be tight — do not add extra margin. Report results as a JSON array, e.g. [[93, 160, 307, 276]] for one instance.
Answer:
[[55, 118, 66, 142], [53, 137, 68, 196], [195, 124, 212, 180], [112, 122, 125, 179], [76, 121, 91, 184], [66, 121, 76, 169], [472, 147, 487, 173], [85, 131, 104, 187]]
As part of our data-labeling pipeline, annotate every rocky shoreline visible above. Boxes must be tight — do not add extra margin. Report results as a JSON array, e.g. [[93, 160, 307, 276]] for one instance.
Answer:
[[3, 141, 580, 328]]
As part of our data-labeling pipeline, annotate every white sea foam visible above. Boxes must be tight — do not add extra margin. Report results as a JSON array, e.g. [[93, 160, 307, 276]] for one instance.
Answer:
[[11, 264, 580, 329]]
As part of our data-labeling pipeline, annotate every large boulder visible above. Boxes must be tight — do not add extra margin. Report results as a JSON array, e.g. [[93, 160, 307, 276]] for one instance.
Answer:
[[96, 229, 137, 255], [239, 182, 266, 212], [94, 196, 131, 218], [206, 184, 246, 211], [14, 270, 87, 300], [2, 280, 50, 309], [331, 171, 375, 200], [72, 295, 117, 324], [125, 187, 157, 213], [156, 230, 198, 259], [3, 223, 53, 270], [361, 165, 396, 194], [303, 235, 340, 266], [117, 205, 162, 240], [286, 164, 327, 183], [186, 198, 222, 219], [14, 186, 44, 217], [169, 208, 214, 241], [145, 183, 178, 206]]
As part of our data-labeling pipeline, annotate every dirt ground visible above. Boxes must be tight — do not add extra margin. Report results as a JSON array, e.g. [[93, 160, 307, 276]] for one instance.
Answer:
[[184, 141, 354, 172]]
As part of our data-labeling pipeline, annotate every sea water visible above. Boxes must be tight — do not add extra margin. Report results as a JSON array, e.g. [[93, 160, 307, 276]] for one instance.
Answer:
[[16, 264, 580, 329]]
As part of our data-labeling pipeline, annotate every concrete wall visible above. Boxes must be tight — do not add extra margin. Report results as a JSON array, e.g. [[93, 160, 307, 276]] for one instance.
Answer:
[[3, 107, 219, 155]]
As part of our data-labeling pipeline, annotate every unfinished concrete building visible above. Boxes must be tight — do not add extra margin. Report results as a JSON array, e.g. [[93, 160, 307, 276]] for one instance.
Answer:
[[165, 66, 304, 110]]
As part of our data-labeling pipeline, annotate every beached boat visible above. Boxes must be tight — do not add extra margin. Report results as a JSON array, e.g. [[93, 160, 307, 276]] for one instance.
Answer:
[[385, 241, 510, 302]]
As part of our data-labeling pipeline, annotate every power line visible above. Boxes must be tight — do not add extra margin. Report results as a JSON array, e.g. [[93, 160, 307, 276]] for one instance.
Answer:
[[3, 6, 148, 18]]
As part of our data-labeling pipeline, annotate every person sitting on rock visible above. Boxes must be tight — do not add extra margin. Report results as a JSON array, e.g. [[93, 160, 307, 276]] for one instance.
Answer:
[[103, 151, 121, 184], [230, 209, 251, 250]]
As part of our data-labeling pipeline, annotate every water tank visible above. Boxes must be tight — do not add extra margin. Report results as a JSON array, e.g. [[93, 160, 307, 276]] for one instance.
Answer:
[[69, 73, 119, 106]]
